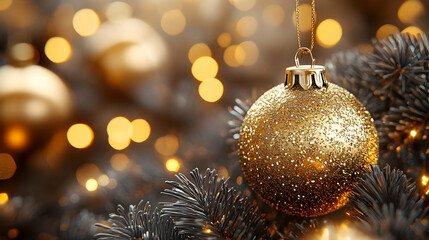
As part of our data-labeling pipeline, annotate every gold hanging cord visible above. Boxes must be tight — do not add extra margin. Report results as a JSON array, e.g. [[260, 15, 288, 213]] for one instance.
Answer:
[[295, 0, 316, 52]]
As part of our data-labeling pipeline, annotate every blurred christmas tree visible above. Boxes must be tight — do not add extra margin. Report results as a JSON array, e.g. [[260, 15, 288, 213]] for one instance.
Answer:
[[0, 0, 428, 239]]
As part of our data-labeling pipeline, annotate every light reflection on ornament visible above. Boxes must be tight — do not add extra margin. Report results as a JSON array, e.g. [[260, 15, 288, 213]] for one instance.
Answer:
[[72, 8, 100, 37], [105, 1, 132, 22], [397, 0, 424, 24], [155, 134, 179, 156], [376, 24, 400, 40], [0, 193, 8, 205], [292, 4, 312, 31], [0, 153, 16, 180], [44, 37, 72, 63], [316, 19, 342, 48], [236, 16, 258, 37], [10, 43, 35, 62], [161, 9, 186, 36], [131, 119, 151, 143], [198, 78, 224, 102], [401, 26, 424, 37], [86, 18, 168, 89], [165, 158, 180, 172], [188, 43, 211, 63], [4, 126, 28, 150], [67, 124, 94, 149], [191, 56, 218, 81], [262, 4, 285, 27], [85, 178, 98, 191], [217, 32, 232, 48]]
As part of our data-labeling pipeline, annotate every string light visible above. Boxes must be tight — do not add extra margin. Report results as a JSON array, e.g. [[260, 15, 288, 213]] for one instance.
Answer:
[[410, 129, 417, 137]]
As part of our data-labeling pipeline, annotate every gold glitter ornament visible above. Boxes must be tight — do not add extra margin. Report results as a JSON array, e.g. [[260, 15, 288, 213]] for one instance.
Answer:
[[238, 48, 379, 217]]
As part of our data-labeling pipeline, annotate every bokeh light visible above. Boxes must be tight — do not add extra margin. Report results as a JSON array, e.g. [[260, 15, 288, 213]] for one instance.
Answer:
[[0, 193, 8, 205], [131, 119, 151, 143], [292, 4, 312, 32], [236, 16, 258, 37], [67, 124, 94, 149], [0, 153, 16, 180], [316, 19, 342, 48], [236, 41, 259, 66], [72, 8, 100, 37], [98, 174, 110, 186], [155, 134, 179, 156], [108, 137, 131, 150], [262, 4, 285, 27], [7, 228, 19, 239], [191, 56, 218, 81], [398, 0, 425, 24], [44, 37, 72, 63], [217, 32, 232, 48], [0, 0, 12, 11], [198, 78, 224, 102], [107, 116, 132, 143], [4, 126, 28, 150], [422, 175, 428, 186], [110, 153, 130, 171], [105, 1, 132, 22], [402, 26, 424, 37], [376, 24, 399, 40], [85, 178, 98, 191], [229, 0, 256, 11], [76, 163, 100, 186], [188, 43, 211, 63], [161, 9, 186, 36], [10, 43, 35, 62], [223, 45, 241, 67], [410, 129, 417, 137], [165, 158, 180, 172]]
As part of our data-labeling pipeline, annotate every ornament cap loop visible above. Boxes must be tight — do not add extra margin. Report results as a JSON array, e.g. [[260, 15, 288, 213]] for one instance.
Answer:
[[285, 48, 328, 90]]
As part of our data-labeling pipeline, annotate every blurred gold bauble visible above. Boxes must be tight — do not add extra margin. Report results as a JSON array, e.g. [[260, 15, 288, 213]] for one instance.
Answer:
[[238, 81, 378, 217], [86, 18, 168, 90], [0, 65, 72, 151]]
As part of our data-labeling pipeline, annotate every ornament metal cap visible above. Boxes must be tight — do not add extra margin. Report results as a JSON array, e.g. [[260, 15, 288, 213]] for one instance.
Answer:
[[285, 47, 327, 90]]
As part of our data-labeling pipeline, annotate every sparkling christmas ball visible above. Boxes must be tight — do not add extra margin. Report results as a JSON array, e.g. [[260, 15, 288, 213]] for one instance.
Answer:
[[238, 80, 379, 217]]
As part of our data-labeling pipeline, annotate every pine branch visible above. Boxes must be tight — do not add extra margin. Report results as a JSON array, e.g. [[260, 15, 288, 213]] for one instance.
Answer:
[[94, 200, 184, 240], [350, 165, 429, 240], [161, 168, 270, 239]]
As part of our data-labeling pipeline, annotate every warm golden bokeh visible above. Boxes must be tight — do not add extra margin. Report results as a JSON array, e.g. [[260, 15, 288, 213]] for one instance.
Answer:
[[165, 158, 180, 172], [191, 56, 218, 81], [229, 0, 256, 11], [0, 0, 12, 11], [161, 9, 186, 35], [223, 45, 242, 67], [110, 153, 130, 171], [75, 163, 100, 186], [155, 134, 179, 156], [292, 4, 312, 32], [131, 119, 151, 143], [263, 4, 285, 27], [0, 153, 16, 180], [398, 0, 425, 24], [10, 43, 35, 62], [422, 175, 428, 186], [198, 78, 224, 102], [44, 37, 72, 63], [67, 124, 94, 149], [402, 26, 424, 37], [217, 32, 232, 48], [4, 126, 28, 150], [410, 129, 417, 137], [188, 43, 211, 63], [72, 8, 100, 37], [236, 16, 258, 37], [316, 19, 342, 48], [236, 41, 259, 66], [98, 174, 110, 186], [105, 1, 132, 21], [7, 228, 19, 239], [376, 24, 400, 40], [108, 137, 131, 150], [85, 178, 98, 191], [0, 193, 8, 205], [107, 116, 133, 144]]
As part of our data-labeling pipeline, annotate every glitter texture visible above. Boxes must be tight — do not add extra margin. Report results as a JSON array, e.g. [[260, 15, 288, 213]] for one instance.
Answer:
[[238, 83, 379, 217]]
